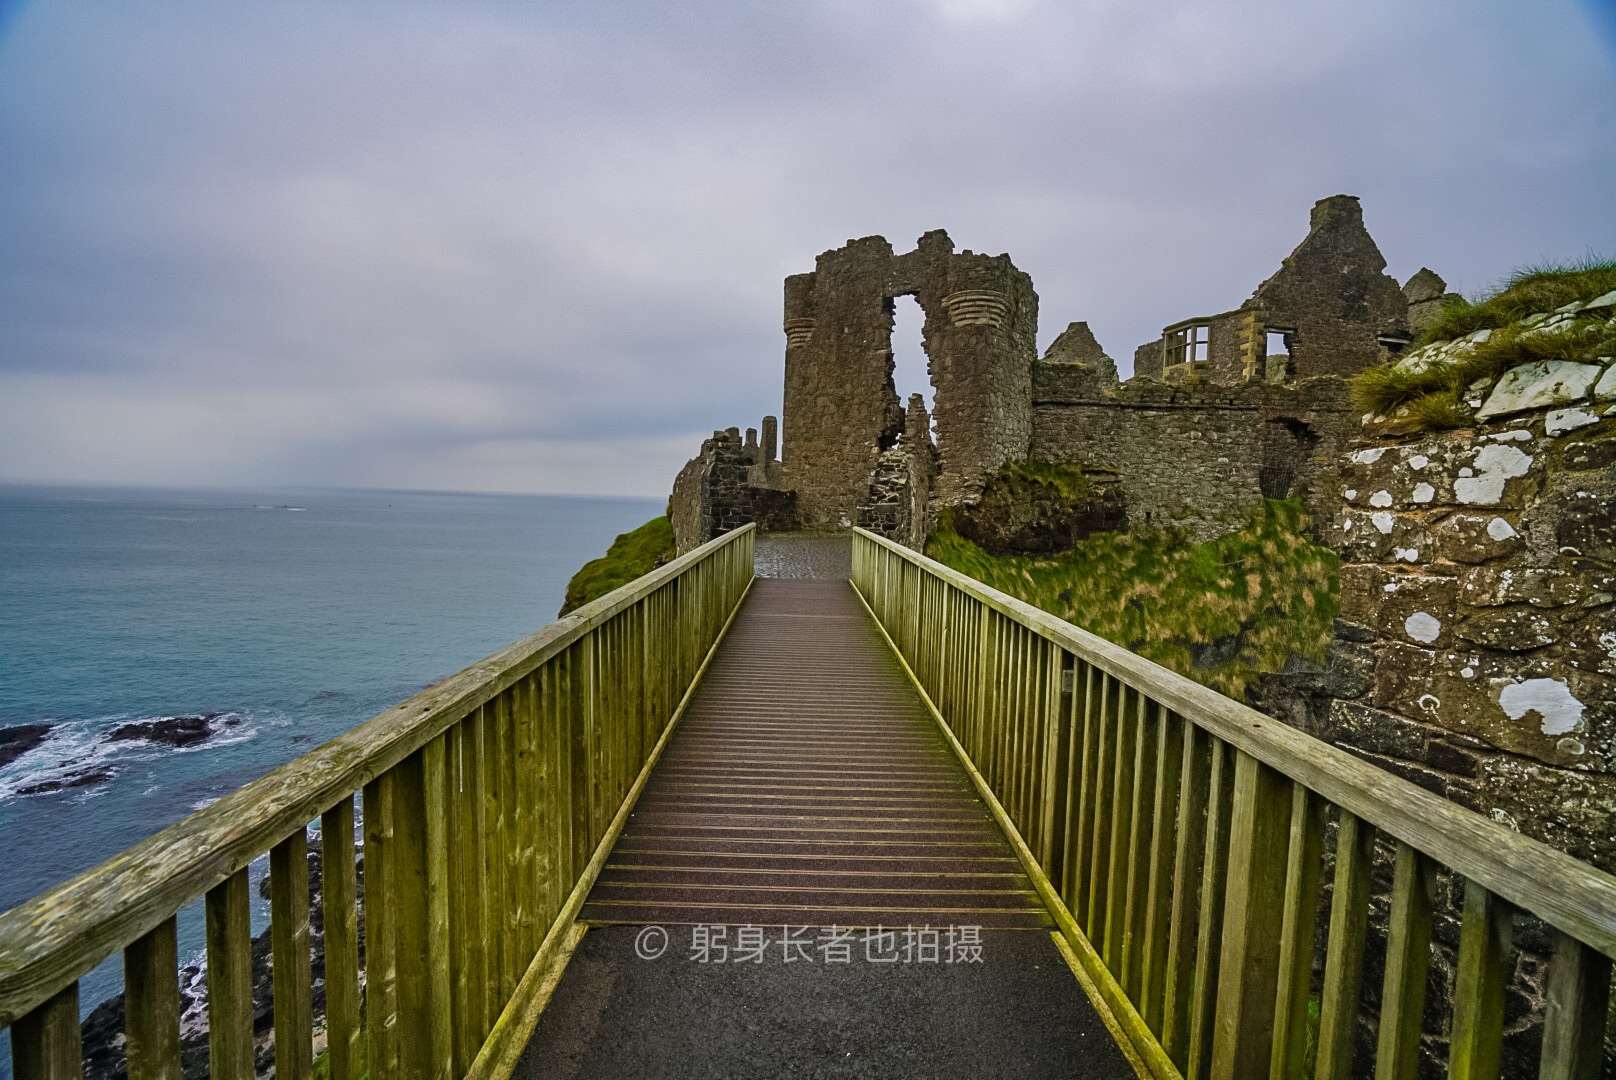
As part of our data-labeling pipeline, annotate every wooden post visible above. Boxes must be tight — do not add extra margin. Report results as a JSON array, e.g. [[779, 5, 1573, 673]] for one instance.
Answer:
[[124, 916, 181, 1080], [270, 829, 313, 1080], [1209, 751, 1292, 1080], [10, 983, 80, 1080], [206, 869, 254, 1080]]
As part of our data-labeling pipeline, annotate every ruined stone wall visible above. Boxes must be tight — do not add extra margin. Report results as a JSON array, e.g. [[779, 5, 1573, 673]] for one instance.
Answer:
[[857, 394, 937, 551], [780, 230, 1036, 527], [1029, 378, 1356, 541], [1317, 403, 1616, 873], [1248, 195, 1410, 379], [669, 426, 798, 555]]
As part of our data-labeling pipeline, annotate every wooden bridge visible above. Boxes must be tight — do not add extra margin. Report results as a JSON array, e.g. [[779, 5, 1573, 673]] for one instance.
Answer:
[[2, 523, 1614, 1078]]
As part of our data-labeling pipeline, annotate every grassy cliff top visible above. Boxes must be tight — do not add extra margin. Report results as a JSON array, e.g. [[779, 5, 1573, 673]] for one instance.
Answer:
[[1352, 259, 1616, 433], [559, 515, 675, 615], [925, 498, 1339, 700]]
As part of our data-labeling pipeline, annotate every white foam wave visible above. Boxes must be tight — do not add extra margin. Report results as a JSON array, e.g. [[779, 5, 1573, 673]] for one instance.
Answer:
[[0, 711, 261, 801]]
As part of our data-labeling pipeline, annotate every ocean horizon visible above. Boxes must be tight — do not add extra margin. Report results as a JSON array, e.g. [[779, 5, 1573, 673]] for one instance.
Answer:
[[0, 481, 664, 1039]]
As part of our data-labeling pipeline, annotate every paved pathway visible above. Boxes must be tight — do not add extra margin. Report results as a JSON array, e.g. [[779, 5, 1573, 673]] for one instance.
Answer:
[[516, 558, 1132, 1078]]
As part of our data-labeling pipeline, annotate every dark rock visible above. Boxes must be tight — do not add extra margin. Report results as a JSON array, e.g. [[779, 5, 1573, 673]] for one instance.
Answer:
[[109, 714, 218, 748], [18, 767, 114, 795], [952, 462, 1125, 556], [79, 829, 368, 1079], [0, 722, 52, 768]]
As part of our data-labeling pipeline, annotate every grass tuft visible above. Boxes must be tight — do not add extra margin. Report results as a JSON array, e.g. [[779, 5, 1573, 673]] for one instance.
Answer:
[[1352, 314, 1616, 432], [925, 499, 1339, 700], [560, 516, 676, 615], [1416, 255, 1616, 346]]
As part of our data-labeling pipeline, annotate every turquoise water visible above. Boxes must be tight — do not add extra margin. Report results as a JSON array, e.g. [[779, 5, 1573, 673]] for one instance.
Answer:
[[0, 483, 661, 1038]]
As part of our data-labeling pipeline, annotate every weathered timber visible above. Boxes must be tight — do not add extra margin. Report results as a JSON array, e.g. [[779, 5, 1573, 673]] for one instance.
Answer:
[[853, 526, 1616, 1080]]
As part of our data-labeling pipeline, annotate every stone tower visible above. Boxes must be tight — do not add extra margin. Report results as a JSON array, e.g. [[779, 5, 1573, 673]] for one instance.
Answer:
[[780, 230, 1038, 527]]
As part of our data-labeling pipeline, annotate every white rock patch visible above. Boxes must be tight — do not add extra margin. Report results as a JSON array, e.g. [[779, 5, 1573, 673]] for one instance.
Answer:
[[1488, 429, 1534, 442], [1412, 483, 1435, 503], [1408, 455, 1429, 470], [1455, 444, 1532, 505], [1545, 407, 1600, 435], [1486, 517, 1517, 541], [1476, 361, 1602, 419], [1372, 511, 1394, 534], [1498, 678, 1585, 736], [1369, 490, 1393, 508], [1595, 365, 1616, 400], [1404, 611, 1442, 643], [1395, 547, 1421, 562], [1351, 447, 1388, 465]]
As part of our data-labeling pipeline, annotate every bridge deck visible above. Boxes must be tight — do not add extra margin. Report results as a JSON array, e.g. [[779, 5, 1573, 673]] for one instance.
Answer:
[[516, 562, 1133, 1078], [579, 577, 1049, 929]]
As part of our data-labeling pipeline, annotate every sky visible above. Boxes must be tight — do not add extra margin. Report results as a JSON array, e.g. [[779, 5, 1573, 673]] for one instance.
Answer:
[[1, 1, 1613, 497]]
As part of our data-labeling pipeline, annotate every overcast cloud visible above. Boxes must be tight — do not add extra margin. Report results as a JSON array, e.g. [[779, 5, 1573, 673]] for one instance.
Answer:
[[1, 1, 1613, 496]]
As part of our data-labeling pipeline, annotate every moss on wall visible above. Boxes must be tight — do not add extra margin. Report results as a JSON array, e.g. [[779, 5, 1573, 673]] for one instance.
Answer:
[[925, 498, 1340, 699], [560, 516, 676, 615]]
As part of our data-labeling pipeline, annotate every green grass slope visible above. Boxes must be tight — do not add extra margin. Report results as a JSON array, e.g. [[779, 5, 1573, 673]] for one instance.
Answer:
[[925, 499, 1339, 700], [560, 515, 676, 616]]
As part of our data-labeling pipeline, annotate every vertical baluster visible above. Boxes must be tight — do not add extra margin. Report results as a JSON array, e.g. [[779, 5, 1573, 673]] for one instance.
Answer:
[[424, 736, 454, 1077], [1315, 810, 1376, 1080], [1121, 692, 1158, 999], [1269, 785, 1325, 1080], [1085, 673, 1116, 942], [499, 687, 523, 996], [1103, 684, 1138, 971], [320, 798, 361, 1080], [1375, 842, 1437, 1080], [1066, 664, 1097, 919], [270, 829, 313, 1080], [10, 983, 80, 1080], [363, 773, 399, 1079], [515, 675, 539, 964], [206, 868, 254, 1080], [1161, 722, 1209, 1067], [1040, 648, 1072, 879], [1209, 751, 1292, 1080], [1447, 880, 1512, 1080], [1539, 931, 1611, 1080], [393, 743, 452, 1078], [464, 701, 491, 1044], [1139, 705, 1183, 1034], [448, 721, 473, 1075], [1186, 738, 1233, 1080], [125, 915, 181, 1080]]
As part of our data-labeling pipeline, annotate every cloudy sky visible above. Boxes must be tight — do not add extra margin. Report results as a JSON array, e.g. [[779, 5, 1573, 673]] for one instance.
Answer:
[[1, 2, 1613, 497]]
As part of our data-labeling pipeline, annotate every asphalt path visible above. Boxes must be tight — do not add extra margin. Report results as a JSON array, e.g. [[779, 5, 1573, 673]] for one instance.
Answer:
[[514, 925, 1135, 1079]]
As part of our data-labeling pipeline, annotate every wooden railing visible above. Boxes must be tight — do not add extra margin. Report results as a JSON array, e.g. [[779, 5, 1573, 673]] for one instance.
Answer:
[[853, 528, 1615, 1080], [0, 523, 756, 1080]]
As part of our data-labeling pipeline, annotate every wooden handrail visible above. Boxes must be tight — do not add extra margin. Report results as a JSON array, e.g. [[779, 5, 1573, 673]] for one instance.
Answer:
[[853, 526, 1613, 1080], [1, 522, 756, 1078]]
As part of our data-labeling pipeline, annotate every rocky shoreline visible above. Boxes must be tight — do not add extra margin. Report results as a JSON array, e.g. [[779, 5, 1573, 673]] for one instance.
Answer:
[[1, 713, 238, 796]]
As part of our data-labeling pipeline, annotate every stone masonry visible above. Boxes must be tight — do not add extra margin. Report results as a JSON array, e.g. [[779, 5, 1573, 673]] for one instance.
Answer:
[[781, 230, 1038, 526], [1133, 195, 1411, 385]]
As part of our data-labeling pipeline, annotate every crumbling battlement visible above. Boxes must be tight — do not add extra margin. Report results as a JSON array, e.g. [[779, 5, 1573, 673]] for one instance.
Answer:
[[669, 425, 795, 554]]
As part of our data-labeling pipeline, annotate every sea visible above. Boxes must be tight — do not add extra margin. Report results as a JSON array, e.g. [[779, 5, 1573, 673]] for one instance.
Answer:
[[0, 483, 662, 1061]]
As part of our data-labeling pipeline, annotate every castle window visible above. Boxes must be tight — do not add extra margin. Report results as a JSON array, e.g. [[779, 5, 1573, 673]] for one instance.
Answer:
[[1162, 320, 1210, 370]]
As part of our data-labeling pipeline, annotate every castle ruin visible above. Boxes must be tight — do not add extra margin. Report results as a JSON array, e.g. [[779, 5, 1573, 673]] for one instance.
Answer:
[[671, 193, 1429, 550]]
